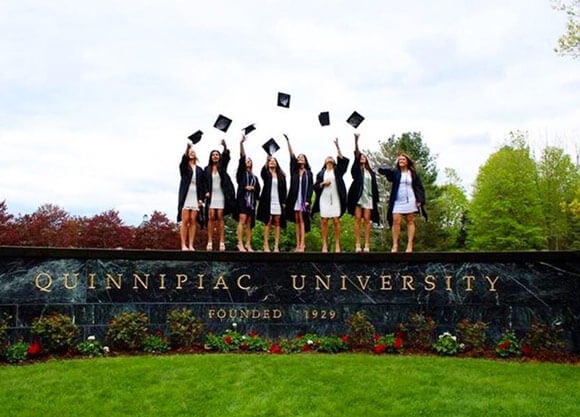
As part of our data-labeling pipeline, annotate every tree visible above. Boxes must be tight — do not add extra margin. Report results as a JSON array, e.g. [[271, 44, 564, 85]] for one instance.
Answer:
[[467, 133, 544, 250], [81, 210, 132, 249], [553, 0, 580, 58], [0, 200, 19, 245], [15, 204, 74, 247], [366, 132, 442, 251], [536, 146, 580, 249], [133, 211, 178, 250], [438, 168, 469, 250]]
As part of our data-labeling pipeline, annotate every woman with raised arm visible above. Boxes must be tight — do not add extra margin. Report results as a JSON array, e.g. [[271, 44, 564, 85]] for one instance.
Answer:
[[346, 133, 380, 252], [177, 142, 206, 251], [378, 153, 427, 252], [234, 135, 261, 251], [284, 134, 313, 252], [203, 139, 235, 251], [257, 155, 287, 252], [312, 138, 349, 252]]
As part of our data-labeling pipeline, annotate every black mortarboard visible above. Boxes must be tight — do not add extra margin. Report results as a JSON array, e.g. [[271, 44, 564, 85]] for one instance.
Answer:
[[346, 111, 365, 128], [262, 138, 280, 155], [213, 114, 233, 132], [318, 112, 330, 126], [277, 92, 291, 108], [187, 130, 203, 144], [242, 124, 256, 135]]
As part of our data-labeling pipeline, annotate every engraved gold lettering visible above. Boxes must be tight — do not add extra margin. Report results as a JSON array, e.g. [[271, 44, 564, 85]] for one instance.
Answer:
[[357, 275, 370, 290], [35, 272, 53, 292], [176, 274, 188, 289], [197, 274, 205, 290], [63, 273, 79, 290], [88, 273, 96, 289], [340, 275, 348, 290], [159, 273, 167, 290], [237, 274, 251, 290], [380, 275, 393, 290], [106, 273, 122, 290], [315, 275, 330, 290], [291, 275, 306, 290], [401, 275, 415, 291], [463, 275, 475, 291], [214, 276, 229, 290], [445, 275, 453, 291], [486, 275, 500, 292], [424, 275, 436, 291], [132, 273, 149, 289]]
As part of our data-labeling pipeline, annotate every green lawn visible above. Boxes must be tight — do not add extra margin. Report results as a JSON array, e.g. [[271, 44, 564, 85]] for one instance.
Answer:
[[0, 354, 578, 417]]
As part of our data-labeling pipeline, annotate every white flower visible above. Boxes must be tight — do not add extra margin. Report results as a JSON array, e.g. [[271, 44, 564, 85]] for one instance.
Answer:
[[232, 322, 237, 328], [87, 335, 96, 341], [451, 335, 457, 341], [103, 346, 110, 353], [307, 339, 314, 345], [242, 335, 246, 340]]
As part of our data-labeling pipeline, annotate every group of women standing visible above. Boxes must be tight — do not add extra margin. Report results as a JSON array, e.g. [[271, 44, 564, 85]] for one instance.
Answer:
[[177, 133, 427, 253]]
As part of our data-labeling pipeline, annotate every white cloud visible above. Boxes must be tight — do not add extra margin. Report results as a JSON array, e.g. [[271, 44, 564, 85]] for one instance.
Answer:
[[1, 0, 578, 225]]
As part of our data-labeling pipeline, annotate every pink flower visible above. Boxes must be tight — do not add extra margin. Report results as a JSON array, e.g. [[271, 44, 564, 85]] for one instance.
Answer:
[[224, 336, 233, 344], [341, 335, 349, 343], [393, 337, 403, 349], [269, 344, 282, 354]]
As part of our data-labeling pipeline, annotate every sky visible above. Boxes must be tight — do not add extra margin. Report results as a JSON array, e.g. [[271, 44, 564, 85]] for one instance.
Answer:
[[1, 0, 578, 226]]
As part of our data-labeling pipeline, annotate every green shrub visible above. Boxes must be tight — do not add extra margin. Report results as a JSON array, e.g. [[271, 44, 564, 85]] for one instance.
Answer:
[[345, 311, 375, 349], [76, 336, 104, 357], [456, 319, 488, 354], [317, 336, 348, 353], [495, 331, 522, 358], [31, 313, 80, 353], [166, 308, 203, 348], [6, 341, 28, 364], [433, 332, 461, 356], [399, 312, 436, 351], [521, 320, 566, 353], [142, 334, 170, 353], [106, 311, 148, 351], [373, 333, 404, 354], [0, 315, 9, 358]]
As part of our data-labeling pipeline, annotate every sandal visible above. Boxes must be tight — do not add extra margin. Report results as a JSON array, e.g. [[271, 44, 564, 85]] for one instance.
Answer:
[[219, 242, 226, 252]]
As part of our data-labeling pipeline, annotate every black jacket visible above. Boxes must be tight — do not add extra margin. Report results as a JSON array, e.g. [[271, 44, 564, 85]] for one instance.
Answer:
[[378, 165, 427, 228], [312, 155, 349, 218], [177, 154, 206, 223]]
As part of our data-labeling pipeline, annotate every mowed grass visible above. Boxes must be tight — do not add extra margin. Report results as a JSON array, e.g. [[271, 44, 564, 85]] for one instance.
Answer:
[[0, 354, 578, 417]]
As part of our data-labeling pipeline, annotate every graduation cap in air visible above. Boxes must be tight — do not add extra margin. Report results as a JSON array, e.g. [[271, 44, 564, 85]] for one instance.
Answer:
[[318, 111, 330, 126], [213, 114, 233, 132], [242, 124, 256, 135], [187, 130, 203, 144], [346, 111, 365, 128], [262, 138, 280, 156], [277, 92, 291, 108]]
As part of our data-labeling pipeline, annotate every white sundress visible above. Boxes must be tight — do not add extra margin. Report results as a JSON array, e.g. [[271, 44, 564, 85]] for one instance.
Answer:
[[183, 168, 199, 210], [319, 169, 340, 218], [357, 170, 374, 210], [209, 171, 225, 209], [270, 177, 282, 215], [392, 171, 417, 214]]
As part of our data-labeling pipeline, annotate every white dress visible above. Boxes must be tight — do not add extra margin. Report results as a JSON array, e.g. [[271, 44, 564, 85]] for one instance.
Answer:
[[183, 168, 199, 210], [393, 171, 417, 214], [209, 171, 225, 209], [319, 170, 340, 218], [270, 177, 282, 215]]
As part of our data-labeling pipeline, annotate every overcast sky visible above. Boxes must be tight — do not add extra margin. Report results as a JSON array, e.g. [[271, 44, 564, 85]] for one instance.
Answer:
[[1, 0, 578, 226]]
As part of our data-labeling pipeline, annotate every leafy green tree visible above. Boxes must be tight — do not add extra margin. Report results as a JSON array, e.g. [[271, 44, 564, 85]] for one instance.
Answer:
[[553, 0, 580, 58], [366, 132, 442, 251], [467, 133, 544, 250], [536, 146, 580, 249], [438, 168, 469, 250]]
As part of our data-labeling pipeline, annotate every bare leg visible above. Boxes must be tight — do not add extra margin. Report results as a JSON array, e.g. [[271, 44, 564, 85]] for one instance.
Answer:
[[354, 206, 362, 252], [180, 209, 189, 250], [273, 216, 281, 252], [405, 213, 416, 252], [237, 214, 247, 251], [244, 217, 253, 251], [332, 217, 341, 252], [392, 213, 402, 252], [188, 211, 198, 250], [321, 217, 329, 252], [217, 209, 225, 251], [363, 209, 372, 252], [207, 208, 216, 250], [263, 220, 271, 252]]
